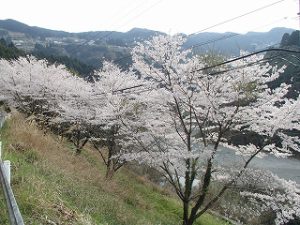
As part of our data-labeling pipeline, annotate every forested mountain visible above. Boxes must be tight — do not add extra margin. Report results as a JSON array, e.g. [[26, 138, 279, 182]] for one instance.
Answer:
[[0, 19, 70, 38], [0, 19, 295, 74], [0, 38, 25, 59], [0, 39, 94, 77], [0, 19, 163, 70], [266, 30, 300, 99], [184, 27, 295, 56]]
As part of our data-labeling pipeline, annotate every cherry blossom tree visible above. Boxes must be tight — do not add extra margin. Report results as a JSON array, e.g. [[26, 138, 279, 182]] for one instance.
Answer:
[[90, 61, 144, 178], [127, 35, 300, 225], [0, 56, 144, 178], [0, 57, 73, 117], [0, 56, 93, 149], [1, 38, 299, 224]]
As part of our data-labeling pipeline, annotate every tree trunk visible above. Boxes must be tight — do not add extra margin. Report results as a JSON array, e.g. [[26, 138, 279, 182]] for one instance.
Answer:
[[105, 139, 115, 179], [75, 147, 81, 154], [182, 218, 194, 225], [105, 158, 115, 179], [182, 201, 190, 225]]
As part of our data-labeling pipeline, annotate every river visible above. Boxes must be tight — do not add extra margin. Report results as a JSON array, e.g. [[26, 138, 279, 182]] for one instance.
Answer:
[[216, 147, 300, 184]]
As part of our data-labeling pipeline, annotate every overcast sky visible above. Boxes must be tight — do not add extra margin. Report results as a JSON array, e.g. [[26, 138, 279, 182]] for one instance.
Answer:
[[0, 0, 299, 34]]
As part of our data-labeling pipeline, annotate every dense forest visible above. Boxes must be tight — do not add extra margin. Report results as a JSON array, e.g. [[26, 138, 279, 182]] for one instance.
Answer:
[[0, 38, 25, 59], [0, 38, 94, 77], [266, 30, 300, 99]]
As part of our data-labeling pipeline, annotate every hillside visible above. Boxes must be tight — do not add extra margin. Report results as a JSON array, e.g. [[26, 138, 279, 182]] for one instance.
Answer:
[[182, 27, 294, 56], [0, 38, 25, 59], [0, 38, 94, 77], [0, 112, 227, 225], [0, 19, 163, 70], [0, 19, 294, 71], [266, 30, 300, 99]]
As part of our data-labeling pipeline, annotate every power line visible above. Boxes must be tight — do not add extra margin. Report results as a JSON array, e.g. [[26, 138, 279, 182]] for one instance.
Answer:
[[187, 16, 289, 50], [111, 0, 292, 61], [196, 48, 300, 72], [113, 16, 290, 64], [207, 53, 292, 76], [8, 49, 299, 102], [189, 0, 287, 36], [97, 0, 163, 43], [105, 0, 148, 30], [112, 84, 144, 93], [113, 48, 300, 94], [188, 33, 239, 50], [90, 0, 299, 91]]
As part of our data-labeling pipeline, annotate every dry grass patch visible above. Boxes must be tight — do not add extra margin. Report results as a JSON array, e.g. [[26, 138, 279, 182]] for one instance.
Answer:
[[6, 113, 105, 182]]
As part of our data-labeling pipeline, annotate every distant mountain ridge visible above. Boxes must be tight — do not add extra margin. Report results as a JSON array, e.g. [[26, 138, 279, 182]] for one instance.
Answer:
[[185, 27, 295, 56], [0, 19, 69, 38], [0, 19, 295, 70], [0, 19, 165, 69], [0, 19, 163, 43]]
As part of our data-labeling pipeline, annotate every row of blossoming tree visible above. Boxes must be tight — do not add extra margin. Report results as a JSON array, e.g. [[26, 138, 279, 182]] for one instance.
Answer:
[[0, 35, 299, 225]]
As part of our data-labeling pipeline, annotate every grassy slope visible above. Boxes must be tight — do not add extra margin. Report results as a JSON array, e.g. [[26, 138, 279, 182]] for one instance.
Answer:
[[0, 113, 228, 225]]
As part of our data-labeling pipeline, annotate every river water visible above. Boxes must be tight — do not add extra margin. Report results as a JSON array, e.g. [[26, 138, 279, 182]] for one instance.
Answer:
[[216, 147, 300, 184]]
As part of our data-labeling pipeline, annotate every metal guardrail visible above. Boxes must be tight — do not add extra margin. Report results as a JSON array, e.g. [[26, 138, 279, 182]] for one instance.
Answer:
[[0, 113, 25, 225], [0, 112, 5, 129]]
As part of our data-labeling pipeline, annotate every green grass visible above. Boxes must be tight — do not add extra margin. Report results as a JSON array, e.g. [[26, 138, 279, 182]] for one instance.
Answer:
[[0, 113, 229, 225]]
